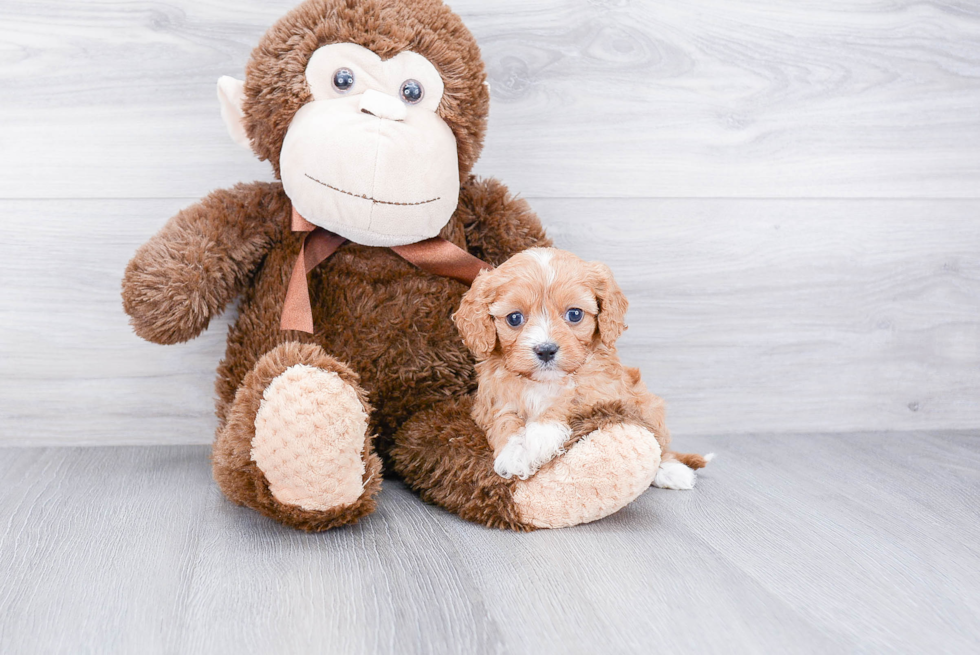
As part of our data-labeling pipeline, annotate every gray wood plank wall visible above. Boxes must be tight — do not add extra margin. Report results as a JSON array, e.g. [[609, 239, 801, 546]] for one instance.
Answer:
[[1, 1, 978, 445]]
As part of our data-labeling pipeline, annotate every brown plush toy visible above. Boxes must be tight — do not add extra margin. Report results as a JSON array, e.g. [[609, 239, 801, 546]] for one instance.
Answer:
[[122, 0, 702, 532]]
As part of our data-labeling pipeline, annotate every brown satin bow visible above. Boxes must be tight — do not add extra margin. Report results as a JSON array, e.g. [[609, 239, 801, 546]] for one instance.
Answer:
[[281, 206, 493, 333]]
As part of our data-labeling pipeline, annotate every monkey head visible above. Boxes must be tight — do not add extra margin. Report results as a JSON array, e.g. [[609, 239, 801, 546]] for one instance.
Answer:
[[216, 0, 490, 247]]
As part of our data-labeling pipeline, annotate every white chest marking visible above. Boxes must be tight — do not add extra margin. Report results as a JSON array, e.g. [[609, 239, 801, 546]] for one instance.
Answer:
[[521, 377, 571, 420]]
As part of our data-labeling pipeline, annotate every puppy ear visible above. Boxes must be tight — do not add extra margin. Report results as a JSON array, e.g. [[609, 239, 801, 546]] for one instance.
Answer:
[[453, 268, 499, 359], [590, 262, 628, 347]]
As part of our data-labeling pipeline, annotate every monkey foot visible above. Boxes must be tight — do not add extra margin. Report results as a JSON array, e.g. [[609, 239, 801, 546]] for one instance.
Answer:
[[251, 364, 370, 510], [512, 424, 662, 529], [390, 398, 663, 531], [212, 343, 382, 531]]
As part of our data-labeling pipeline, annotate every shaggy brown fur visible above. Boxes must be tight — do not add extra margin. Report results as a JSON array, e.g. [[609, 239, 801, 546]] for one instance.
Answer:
[[389, 397, 530, 531], [563, 400, 708, 467], [121, 181, 286, 346], [564, 400, 666, 450]]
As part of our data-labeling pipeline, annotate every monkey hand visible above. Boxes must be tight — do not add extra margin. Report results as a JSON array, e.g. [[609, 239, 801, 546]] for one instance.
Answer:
[[122, 230, 225, 345], [122, 183, 280, 345]]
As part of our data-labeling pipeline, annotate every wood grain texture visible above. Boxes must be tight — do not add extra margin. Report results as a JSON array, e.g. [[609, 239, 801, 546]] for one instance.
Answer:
[[1, 0, 979, 199], [1, 433, 978, 653], [1, 198, 977, 445]]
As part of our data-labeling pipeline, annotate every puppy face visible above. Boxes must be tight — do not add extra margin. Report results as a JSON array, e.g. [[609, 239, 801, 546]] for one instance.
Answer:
[[454, 248, 628, 378]]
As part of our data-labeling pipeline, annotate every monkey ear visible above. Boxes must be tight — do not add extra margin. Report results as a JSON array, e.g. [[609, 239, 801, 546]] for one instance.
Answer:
[[217, 76, 251, 149], [590, 262, 629, 347], [453, 269, 500, 360]]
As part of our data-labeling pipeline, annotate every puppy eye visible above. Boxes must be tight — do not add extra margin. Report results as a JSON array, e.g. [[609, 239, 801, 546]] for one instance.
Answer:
[[400, 79, 424, 104], [565, 308, 584, 323], [332, 68, 355, 93], [506, 312, 525, 328]]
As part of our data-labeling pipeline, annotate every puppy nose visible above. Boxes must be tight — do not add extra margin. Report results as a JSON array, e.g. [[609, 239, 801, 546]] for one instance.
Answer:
[[359, 89, 407, 121], [533, 342, 559, 363]]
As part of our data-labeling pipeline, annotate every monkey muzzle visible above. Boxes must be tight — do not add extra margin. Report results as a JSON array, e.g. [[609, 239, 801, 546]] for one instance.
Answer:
[[279, 93, 460, 247]]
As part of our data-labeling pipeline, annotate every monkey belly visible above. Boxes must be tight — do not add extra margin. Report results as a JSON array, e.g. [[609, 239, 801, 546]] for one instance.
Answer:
[[309, 247, 476, 446], [218, 241, 476, 463]]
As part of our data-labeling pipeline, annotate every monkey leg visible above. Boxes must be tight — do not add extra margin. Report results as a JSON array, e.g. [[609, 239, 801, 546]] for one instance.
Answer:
[[388, 397, 529, 530], [212, 342, 382, 531], [389, 397, 662, 531]]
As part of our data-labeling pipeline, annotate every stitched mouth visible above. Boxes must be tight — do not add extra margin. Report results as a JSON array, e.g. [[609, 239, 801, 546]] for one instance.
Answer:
[[305, 174, 440, 207]]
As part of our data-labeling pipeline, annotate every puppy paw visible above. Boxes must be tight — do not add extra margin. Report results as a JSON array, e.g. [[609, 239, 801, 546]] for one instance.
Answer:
[[493, 422, 571, 480], [523, 421, 571, 468], [494, 436, 535, 480], [653, 460, 697, 490]]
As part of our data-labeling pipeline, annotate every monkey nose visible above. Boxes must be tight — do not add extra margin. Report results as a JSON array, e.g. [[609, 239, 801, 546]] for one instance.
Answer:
[[533, 342, 559, 363], [359, 89, 407, 121]]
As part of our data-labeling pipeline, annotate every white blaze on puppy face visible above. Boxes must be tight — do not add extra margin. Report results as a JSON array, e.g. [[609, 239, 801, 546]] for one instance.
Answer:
[[488, 248, 601, 377], [526, 248, 557, 284], [519, 320, 552, 354], [275, 44, 459, 247]]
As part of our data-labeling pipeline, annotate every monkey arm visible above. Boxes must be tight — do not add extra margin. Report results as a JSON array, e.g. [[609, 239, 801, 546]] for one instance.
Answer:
[[456, 176, 552, 265], [122, 181, 286, 345]]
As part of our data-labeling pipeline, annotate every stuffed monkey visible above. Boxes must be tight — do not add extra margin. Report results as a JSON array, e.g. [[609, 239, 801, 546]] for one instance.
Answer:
[[122, 0, 683, 531]]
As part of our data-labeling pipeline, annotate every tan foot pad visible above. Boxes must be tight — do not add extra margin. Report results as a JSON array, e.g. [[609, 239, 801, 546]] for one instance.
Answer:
[[513, 424, 662, 529], [251, 364, 369, 511]]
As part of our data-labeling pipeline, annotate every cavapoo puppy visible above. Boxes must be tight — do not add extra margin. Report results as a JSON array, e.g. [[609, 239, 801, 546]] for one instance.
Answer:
[[454, 248, 711, 488]]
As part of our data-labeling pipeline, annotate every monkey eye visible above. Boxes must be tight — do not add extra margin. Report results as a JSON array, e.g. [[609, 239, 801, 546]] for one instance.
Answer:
[[506, 312, 525, 328], [332, 68, 355, 93], [565, 308, 584, 323], [400, 79, 424, 104]]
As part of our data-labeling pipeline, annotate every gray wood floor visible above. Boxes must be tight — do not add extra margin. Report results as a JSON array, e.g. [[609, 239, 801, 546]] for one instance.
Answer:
[[2, 432, 978, 654]]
